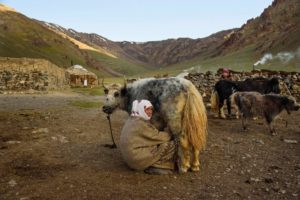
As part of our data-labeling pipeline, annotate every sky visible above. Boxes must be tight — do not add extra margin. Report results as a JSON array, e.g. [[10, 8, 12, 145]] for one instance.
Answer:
[[1, 0, 274, 42]]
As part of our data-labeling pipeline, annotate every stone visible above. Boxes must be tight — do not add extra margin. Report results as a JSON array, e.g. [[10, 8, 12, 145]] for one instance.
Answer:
[[283, 139, 298, 144]]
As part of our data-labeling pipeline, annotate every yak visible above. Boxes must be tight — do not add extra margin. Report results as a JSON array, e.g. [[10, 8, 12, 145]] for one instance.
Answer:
[[230, 91, 300, 135], [102, 77, 208, 173], [211, 77, 280, 119]]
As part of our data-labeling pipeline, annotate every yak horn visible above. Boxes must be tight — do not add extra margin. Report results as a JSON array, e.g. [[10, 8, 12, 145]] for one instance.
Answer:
[[102, 79, 108, 89], [123, 76, 127, 88]]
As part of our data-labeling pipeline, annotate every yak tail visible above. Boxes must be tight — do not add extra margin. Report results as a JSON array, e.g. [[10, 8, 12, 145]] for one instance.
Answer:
[[182, 83, 208, 151], [210, 89, 219, 113]]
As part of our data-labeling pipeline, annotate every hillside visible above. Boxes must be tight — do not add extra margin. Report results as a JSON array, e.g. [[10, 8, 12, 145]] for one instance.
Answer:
[[116, 29, 235, 67], [219, 0, 300, 55], [0, 5, 87, 68], [38, 22, 153, 76], [116, 0, 300, 72], [1, 0, 299, 77], [206, 0, 300, 72], [0, 4, 151, 77]]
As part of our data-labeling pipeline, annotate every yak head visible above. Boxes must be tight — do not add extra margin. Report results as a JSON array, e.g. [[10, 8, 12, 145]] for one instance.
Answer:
[[102, 80, 127, 114], [283, 96, 300, 114]]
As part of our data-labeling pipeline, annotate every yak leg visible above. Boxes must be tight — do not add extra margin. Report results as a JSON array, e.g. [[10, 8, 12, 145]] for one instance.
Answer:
[[265, 115, 276, 135], [231, 98, 240, 119], [242, 115, 248, 131], [161, 94, 190, 173], [219, 100, 226, 119], [269, 123, 276, 135], [220, 106, 226, 119], [165, 111, 190, 173], [226, 98, 232, 116], [178, 134, 191, 173], [191, 148, 200, 172], [232, 104, 240, 119]]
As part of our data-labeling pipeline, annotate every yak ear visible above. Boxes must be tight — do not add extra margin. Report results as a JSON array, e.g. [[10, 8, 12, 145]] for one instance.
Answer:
[[120, 87, 127, 97]]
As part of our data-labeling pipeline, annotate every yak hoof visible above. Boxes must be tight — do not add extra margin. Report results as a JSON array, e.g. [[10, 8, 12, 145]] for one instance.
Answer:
[[191, 165, 200, 172], [220, 114, 226, 119], [271, 131, 277, 136], [178, 167, 189, 174]]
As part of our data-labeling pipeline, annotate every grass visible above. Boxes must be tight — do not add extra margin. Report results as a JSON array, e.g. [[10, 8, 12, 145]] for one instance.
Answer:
[[87, 50, 152, 76], [0, 11, 88, 68], [69, 100, 102, 108], [72, 87, 105, 96], [142, 44, 300, 77]]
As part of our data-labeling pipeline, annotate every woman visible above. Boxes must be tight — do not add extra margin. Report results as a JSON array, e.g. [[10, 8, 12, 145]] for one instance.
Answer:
[[221, 68, 232, 80], [119, 99, 176, 175]]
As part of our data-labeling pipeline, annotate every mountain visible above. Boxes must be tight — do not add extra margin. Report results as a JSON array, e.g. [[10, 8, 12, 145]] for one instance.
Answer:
[[115, 0, 300, 72], [219, 0, 300, 55], [0, 4, 150, 77], [0, 4, 87, 68], [207, 0, 300, 71], [1, 0, 299, 76], [116, 29, 236, 67]]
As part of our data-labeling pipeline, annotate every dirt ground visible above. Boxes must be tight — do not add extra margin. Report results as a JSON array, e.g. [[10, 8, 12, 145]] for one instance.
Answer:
[[0, 92, 299, 200]]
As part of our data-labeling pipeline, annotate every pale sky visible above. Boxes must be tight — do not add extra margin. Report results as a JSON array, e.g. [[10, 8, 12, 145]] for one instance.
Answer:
[[1, 0, 274, 42]]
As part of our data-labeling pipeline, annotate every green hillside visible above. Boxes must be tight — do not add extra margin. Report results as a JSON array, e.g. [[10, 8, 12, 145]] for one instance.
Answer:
[[0, 9, 87, 68], [0, 6, 151, 77]]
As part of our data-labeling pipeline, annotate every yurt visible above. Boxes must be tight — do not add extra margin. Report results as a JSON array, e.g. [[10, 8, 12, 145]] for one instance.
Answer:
[[66, 65, 98, 88]]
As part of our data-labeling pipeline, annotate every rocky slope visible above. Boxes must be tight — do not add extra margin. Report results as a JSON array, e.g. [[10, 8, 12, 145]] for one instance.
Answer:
[[116, 30, 236, 67], [216, 0, 300, 56]]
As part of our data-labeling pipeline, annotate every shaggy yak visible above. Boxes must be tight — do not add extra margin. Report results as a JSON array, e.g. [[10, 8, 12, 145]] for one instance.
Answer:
[[102, 77, 208, 173], [230, 91, 300, 135], [210, 77, 280, 119]]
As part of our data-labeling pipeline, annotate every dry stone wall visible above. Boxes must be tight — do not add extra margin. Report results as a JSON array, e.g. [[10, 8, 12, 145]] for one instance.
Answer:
[[0, 57, 69, 93], [185, 70, 300, 102]]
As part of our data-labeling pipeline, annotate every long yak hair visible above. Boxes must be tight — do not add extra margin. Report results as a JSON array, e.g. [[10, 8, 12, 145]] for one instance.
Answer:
[[183, 83, 207, 151], [210, 90, 219, 113], [102, 77, 208, 173]]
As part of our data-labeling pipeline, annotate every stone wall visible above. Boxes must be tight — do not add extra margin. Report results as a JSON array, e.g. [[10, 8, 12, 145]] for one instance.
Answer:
[[0, 57, 69, 93], [185, 70, 300, 102]]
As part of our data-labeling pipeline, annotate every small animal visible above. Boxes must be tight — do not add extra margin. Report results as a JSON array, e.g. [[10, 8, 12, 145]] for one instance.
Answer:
[[211, 77, 280, 119], [230, 91, 300, 135]]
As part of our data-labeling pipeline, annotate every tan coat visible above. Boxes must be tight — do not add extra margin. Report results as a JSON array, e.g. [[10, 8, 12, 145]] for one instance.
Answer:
[[120, 117, 175, 171]]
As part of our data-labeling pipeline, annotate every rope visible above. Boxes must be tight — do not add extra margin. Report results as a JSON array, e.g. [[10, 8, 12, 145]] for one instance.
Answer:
[[104, 114, 117, 149]]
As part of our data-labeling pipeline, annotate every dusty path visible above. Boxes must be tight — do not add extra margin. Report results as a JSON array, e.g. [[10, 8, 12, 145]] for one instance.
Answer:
[[0, 92, 299, 200]]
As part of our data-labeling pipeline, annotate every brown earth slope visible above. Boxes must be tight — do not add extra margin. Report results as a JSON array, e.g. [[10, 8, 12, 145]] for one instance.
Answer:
[[0, 93, 299, 199]]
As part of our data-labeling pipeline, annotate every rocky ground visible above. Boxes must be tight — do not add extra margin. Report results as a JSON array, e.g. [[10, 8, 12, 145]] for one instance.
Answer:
[[0, 92, 299, 200]]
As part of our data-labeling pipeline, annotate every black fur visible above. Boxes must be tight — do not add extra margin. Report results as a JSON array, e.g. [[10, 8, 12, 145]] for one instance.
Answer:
[[214, 77, 280, 117], [234, 92, 299, 134]]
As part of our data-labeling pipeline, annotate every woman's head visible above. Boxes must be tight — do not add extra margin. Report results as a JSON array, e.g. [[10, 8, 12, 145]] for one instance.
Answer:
[[131, 100, 153, 120]]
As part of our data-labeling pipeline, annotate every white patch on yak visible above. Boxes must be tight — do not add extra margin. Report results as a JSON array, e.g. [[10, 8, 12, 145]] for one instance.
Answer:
[[130, 78, 155, 90]]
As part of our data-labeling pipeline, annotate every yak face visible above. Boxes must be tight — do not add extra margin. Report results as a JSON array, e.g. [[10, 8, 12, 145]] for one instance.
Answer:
[[102, 83, 123, 114], [284, 96, 300, 114]]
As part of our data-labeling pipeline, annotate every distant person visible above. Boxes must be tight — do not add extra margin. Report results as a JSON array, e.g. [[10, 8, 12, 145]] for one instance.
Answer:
[[83, 79, 88, 87], [221, 68, 232, 80], [119, 100, 176, 175]]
